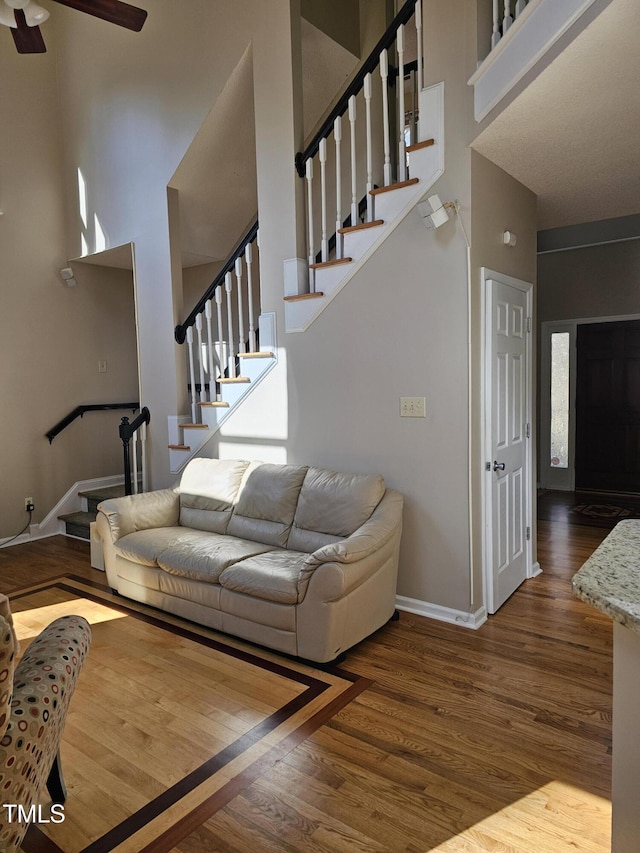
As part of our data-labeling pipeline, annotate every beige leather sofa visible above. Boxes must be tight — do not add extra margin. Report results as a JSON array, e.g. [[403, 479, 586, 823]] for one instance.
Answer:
[[96, 458, 403, 663]]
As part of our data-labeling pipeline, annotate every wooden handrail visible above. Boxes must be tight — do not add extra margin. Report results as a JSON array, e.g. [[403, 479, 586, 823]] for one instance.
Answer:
[[295, 0, 419, 177], [174, 219, 258, 344]]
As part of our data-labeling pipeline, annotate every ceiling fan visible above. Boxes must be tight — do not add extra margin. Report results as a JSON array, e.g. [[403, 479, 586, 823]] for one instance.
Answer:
[[0, 0, 147, 54]]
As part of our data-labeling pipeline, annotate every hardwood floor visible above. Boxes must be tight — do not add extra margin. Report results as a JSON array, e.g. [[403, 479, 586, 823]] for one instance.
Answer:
[[0, 524, 613, 853]]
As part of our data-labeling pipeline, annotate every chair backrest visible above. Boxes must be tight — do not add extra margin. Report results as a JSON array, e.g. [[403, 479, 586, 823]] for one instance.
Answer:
[[0, 595, 91, 853]]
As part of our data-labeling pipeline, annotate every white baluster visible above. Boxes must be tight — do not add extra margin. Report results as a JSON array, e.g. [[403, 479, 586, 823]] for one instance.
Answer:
[[195, 313, 206, 406], [364, 72, 374, 221], [380, 50, 392, 187], [503, 0, 513, 34], [225, 271, 236, 378], [215, 287, 224, 387], [491, 0, 501, 49], [245, 241, 256, 352], [305, 157, 316, 288], [348, 95, 358, 226], [416, 0, 423, 91], [319, 137, 328, 262], [235, 256, 246, 354], [397, 26, 407, 182], [186, 326, 197, 423], [334, 116, 343, 259], [515, 0, 526, 16], [205, 299, 216, 401]]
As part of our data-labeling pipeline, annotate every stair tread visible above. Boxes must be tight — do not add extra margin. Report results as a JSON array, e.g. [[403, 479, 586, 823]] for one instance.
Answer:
[[338, 219, 384, 235], [198, 401, 230, 408], [181, 423, 209, 429], [58, 511, 95, 524], [218, 376, 250, 384], [370, 178, 419, 196], [406, 137, 435, 153], [78, 485, 127, 501], [168, 444, 190, 451], [284, 292, 325, 302], [309, 257, 352, 270], [240, 351, 274, 359]]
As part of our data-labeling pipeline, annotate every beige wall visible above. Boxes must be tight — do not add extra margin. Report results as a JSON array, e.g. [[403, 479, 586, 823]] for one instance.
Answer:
[[0, 30, 138, 538], [470, 151, 538, 602], [205, 0, 485, 616]]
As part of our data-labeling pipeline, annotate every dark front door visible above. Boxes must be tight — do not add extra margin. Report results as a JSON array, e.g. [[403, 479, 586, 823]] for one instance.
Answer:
[[576, 319, 640, 492]]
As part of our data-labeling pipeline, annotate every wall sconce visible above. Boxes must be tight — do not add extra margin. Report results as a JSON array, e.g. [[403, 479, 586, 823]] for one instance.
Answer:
[[60, 266, 76, 287], [503, 230, 517, 247], [417, 194, 457, 230]]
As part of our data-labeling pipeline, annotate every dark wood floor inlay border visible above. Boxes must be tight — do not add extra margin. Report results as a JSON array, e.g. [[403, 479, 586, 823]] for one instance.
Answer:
[[13, 577, 370, 853]]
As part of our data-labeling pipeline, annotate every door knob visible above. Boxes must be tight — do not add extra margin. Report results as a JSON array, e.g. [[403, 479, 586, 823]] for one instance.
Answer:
[[493, 461, 506, 471]]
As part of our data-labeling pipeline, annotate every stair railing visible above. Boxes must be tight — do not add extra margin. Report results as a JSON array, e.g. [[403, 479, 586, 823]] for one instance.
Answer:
[[174, 220, 260, 424], [486, 0, 529, 55], [46, 402, 140, 444], [119, 406, 150, 495], [295, 0, 423, 287]]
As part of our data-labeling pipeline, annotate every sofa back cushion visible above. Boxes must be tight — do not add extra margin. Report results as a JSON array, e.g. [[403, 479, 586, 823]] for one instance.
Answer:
[[227, 462, 308, 547], [288, 467, 385, 552], [179, 458, 250, 534]]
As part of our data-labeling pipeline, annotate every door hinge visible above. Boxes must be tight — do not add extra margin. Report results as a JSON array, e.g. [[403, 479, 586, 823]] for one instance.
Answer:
[[526, 526, 531, 541], [526, 317, 532, 333], [526, 422, 530, 439]]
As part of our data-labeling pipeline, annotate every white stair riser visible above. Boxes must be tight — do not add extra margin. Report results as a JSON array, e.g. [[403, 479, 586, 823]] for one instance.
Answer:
[[342, 225, 385, 262]]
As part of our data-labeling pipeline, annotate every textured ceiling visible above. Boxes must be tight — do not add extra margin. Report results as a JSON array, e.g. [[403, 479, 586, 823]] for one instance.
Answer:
[[471, 0, 640, 229]]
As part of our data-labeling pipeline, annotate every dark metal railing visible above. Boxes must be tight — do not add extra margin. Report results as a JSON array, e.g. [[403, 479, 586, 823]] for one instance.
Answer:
[[174, 218, 259, 345], [46, 403, 140, 444], [119, 407, 150, 495], [295, 0, 419, 177]]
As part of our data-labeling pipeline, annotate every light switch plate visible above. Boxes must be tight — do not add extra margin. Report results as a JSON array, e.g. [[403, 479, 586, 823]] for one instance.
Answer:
[[400, 397, 426, 418]]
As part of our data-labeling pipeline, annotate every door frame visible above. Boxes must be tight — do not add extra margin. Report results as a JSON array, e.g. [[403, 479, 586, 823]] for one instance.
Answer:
[[540, 312, 640, 491], [481, 268, 538, 614]]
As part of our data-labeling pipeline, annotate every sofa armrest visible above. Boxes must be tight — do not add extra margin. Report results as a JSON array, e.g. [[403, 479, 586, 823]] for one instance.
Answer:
[[97, 488, 180, 543], [306, 489, 403, 568]]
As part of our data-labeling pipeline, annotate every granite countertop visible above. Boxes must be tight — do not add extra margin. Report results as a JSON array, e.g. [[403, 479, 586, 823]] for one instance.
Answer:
[[572, 519, 640, 632]]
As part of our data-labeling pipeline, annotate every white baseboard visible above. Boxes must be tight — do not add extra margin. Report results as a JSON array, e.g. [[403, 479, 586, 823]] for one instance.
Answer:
[[531, 561, 542, 577], [0, 474, 124, 549], [396, 595, 488, 629]]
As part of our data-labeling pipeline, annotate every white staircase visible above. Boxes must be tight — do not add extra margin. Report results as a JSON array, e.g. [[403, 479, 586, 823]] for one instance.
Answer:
[[285, 82, 444, 333], [169, 0, 439, 471]]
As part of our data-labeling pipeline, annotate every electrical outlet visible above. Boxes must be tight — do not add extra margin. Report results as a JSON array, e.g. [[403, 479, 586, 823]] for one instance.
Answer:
[[400, 397, 426, 418], [25, 497, 35, 512]]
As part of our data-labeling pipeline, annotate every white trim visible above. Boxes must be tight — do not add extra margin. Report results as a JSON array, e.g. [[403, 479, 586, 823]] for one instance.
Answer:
[[481, 269, 535, 614], [0, 474, 124, 548], [469, 0, 603, 122], [396, 596, 487, 629]]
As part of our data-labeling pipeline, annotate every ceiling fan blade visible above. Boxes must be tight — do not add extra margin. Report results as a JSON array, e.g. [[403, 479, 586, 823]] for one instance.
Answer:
[[50, 0, 147, 32], [11, 9, 46, 53]]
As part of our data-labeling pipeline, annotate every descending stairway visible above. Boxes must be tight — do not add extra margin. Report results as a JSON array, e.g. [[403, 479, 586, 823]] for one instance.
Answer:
[[58, 484, 128, 540]]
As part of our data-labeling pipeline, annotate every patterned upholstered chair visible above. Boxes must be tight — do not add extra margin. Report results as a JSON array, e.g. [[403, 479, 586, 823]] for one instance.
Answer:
[[0, 594, 91, 852]]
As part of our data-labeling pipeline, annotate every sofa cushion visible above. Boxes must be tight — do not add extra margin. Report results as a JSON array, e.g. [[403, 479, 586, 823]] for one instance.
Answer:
[[115, 527, 188, 566], [218, 550, 311, 604], [226, 462, 308, 548], [288, 467, 385, 552], [157, 535, 276, 584], [179, 458, 249, 534]]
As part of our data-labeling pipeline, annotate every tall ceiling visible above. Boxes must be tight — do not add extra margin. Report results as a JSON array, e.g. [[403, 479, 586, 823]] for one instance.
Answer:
[[471, 0, 640, 230]]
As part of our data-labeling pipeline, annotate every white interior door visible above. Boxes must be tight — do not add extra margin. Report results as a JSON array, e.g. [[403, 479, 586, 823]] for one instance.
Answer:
[[485, 273, 532, 613]]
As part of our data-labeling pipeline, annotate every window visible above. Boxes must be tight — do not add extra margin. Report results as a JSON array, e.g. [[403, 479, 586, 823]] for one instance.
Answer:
[[550, 332, 570, 468]]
